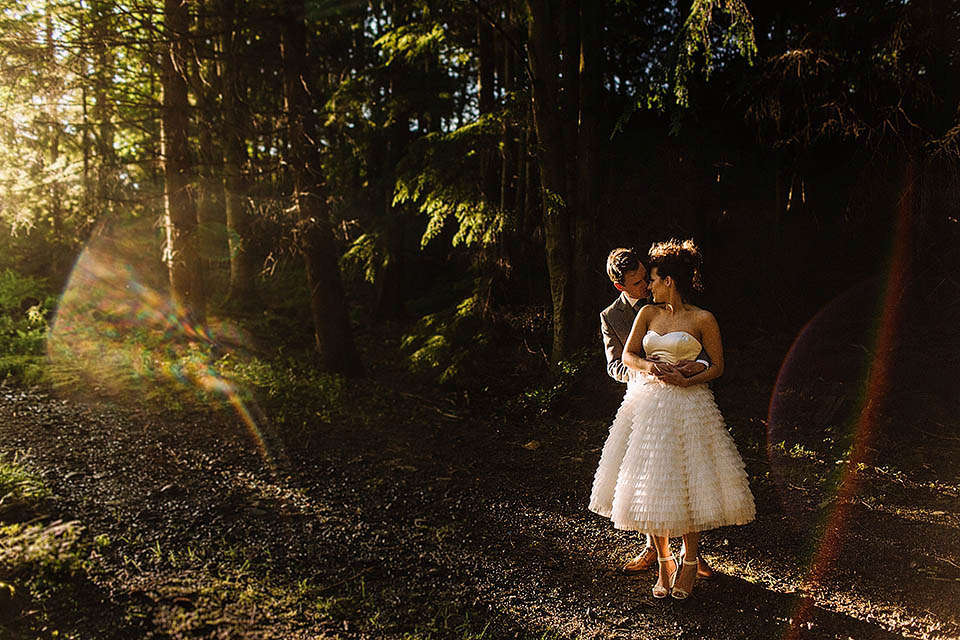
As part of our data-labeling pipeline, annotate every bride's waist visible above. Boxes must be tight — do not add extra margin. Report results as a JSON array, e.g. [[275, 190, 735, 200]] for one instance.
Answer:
[[628, 374, 707, 388]]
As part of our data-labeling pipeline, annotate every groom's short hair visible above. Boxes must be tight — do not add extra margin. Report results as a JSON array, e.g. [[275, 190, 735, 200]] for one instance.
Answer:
[[606, 247, 642, 285]]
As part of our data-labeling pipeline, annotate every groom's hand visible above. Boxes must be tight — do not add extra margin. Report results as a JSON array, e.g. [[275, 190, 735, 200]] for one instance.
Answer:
[[675, 360, 707, 377]]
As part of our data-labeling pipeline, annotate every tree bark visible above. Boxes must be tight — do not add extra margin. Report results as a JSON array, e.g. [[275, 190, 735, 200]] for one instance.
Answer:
[[478, 10, 499, 204], [44, 3, 64, 277], [499, 18, 515, 213], [527, 0, 602, 365], [80, 12, 90, 215], [221, 0, 257, 308], [373, 0, 413, 319], [574, 0, 603, 330], [161, 0, 206, 324], [523, 0, 607, 364], [194, 0, 223, 296], [92, 0, 116, 218], [280, 0, 362, 376]]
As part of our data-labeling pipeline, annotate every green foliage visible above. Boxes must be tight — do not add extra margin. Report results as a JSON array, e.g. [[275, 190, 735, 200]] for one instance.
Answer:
[[744, 3, 960, 160], [613, 0, 757, 132], [517, 350, 593, 415], [376, 24, 461, 66], [541, 189, 567, 219], [0, 454, 87, 637], [401, 293, 490, 385], [0, 452, 49, 503], [0, 269, 52, 314], [341, 232, 390, 284], [0, 0, 124, 254], [394, 116, 507, 249], [0, 516, 88, 639], [674, 0, 757, 107], [218, 354, 344, 417], [0, 355, 47, 386], [772, 440, 820, 461], [0, 269, 53, 364], [49, 307, 345, 421], [0, 520, 82, 577]]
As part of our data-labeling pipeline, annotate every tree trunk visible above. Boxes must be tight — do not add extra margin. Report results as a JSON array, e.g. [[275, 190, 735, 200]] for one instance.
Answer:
[[80, 13, 91, 216], [48, 126, 63, 277], [221, 0, 257, 308], [370, 97, 409, 320], [499, 20, 515, 214], [519, 107, 535, 236], [44, 4, 63, 277], [478, 10, 498, 204], [574, 0, 602, 330], [280, 0, 362, 376], [161, 0, 206, 323], [525, 0, 606, 364], [194, 0, 222, 296], [373, 1, 413, 319], [92, 0, 116, 218], [527, 0, 576, 366]]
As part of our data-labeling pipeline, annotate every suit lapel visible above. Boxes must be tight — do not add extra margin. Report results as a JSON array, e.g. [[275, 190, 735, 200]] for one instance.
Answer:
[[612, 293, 636, 343]]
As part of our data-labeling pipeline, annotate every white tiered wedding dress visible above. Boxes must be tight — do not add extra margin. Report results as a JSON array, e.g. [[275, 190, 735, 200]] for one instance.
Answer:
[[589, 330, 755, 536]]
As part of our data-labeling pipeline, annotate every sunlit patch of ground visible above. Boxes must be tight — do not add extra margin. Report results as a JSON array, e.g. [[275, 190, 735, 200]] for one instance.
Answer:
[[1, 308, 959, 638], [44, 220, 322, 481]]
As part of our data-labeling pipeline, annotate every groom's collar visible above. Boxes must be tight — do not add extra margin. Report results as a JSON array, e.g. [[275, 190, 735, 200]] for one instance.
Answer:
[[622, 291, 642, 309]]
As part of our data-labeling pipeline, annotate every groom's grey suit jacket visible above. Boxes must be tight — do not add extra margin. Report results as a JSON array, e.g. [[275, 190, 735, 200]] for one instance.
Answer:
[[600, 292, 639, 383]]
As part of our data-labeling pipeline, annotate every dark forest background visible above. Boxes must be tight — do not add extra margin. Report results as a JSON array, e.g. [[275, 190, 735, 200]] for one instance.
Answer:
[[0, 0, 957, 407]]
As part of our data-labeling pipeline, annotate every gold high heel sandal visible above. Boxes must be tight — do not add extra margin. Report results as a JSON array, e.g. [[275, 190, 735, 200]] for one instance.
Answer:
[[671, 557, 699, 600], [652, 555, 676, 599]]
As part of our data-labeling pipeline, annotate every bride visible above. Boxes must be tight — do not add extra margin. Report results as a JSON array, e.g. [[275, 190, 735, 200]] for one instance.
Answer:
[[588, 238, 755, 600]]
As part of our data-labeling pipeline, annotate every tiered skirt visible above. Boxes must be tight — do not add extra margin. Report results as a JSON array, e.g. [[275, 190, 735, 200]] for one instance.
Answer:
[[589, 377, 755, 536]]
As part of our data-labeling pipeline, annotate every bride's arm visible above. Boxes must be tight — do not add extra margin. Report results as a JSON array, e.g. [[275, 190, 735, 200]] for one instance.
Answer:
[[622, 306, 662, 374]]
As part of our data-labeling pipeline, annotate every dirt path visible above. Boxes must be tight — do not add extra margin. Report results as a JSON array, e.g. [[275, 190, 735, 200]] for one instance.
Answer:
[[0, 365, 958, 639]]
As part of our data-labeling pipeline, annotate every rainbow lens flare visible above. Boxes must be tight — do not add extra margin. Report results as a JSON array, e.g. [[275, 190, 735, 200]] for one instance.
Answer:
[[47, 219, 283, 472]]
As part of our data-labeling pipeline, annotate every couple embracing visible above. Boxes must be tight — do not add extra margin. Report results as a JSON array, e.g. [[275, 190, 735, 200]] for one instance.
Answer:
[[589, 240, 755, 600]]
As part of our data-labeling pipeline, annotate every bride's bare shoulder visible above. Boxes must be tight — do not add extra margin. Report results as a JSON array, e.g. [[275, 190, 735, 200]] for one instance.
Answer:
[[637, 304, 661, 320], [693, 307, 720, 328]]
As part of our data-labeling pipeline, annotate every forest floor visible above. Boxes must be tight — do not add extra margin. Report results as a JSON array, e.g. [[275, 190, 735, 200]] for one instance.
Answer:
[[0, 326, 959, 639]]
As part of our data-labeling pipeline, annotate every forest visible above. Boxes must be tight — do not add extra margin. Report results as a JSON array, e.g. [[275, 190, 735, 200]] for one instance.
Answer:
[[0, 0, 958, 638]]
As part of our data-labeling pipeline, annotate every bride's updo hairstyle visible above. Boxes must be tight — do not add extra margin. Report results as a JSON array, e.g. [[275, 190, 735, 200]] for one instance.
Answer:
[[647, 238, 704, 301]]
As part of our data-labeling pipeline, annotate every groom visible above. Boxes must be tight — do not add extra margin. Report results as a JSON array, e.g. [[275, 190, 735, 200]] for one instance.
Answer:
[[600, 247, 714, 578]]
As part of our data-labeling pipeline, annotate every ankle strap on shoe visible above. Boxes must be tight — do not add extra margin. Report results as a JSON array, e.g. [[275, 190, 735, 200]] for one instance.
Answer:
[[682, 557, 698, 566], [657, 555, 675, 563]]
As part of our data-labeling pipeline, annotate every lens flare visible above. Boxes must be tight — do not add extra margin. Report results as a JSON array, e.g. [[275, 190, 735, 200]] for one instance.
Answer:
[[767, 276, 880, 525], [48, 219, 285, 472], [770, 168, 914, 637]]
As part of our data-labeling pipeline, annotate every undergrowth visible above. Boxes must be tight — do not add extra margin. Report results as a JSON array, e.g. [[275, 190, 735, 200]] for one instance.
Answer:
[[401, 292, 492, 385], [144, 544, 558, 639], [0, 454, 89, 639], [514, 349, 594, 416], [0, 269, 55, 386], [0, 452, 49, 502], [45, 314, 345, 425]]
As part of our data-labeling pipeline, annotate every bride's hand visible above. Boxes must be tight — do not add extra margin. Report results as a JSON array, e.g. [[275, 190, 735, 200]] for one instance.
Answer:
[[654, 364, 688, 387], [650, 361, 673, 376]]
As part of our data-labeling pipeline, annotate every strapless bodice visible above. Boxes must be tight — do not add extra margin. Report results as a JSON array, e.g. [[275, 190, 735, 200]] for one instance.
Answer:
[[641, 330, 702, 365]]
